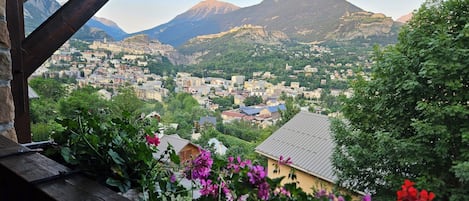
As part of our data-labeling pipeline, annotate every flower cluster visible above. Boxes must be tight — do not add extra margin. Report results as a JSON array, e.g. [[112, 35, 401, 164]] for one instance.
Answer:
[[397, 180, 435, 201], [185, 149, 213, 180], [278, 155, 292, 166], [227, 156, 251, 173], [315, 189, 350, 201], [145, 134, 160, 146]]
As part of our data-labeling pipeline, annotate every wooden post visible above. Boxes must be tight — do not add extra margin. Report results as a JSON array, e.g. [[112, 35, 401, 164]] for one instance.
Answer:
[[6, 0, 108, 143]]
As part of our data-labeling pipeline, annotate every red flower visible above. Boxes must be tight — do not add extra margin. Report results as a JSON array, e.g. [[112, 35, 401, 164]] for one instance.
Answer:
[[396, 180, 435, 201], [145, 135, 160, 146]]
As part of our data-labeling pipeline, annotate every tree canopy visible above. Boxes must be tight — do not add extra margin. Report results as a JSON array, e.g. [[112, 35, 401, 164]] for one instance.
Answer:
[[331, 0, 469, 200]]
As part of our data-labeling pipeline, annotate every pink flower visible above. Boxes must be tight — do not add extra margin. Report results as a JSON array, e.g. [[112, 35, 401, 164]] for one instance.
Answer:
[[200, 179, 218, 197], [363, 193, 372, 201], [278, 155, 292, 165], [145, 135, 160, 146]]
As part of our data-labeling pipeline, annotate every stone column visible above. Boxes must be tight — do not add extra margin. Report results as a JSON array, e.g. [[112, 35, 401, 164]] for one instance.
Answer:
[[0, 0, 17, 142]]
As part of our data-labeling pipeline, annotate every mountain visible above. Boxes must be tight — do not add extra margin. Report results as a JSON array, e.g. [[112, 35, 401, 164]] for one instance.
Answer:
[[24, 0, 126, 41], [178, 25, 290, 64], [135, 0, 240, 47], [86, 17, 128, 40], [24, 0, 62, 34], [396, 13, 413, 23], [142, 0, 400, 46], [174, 0, 240, 21], [326, 12, 398, 42]]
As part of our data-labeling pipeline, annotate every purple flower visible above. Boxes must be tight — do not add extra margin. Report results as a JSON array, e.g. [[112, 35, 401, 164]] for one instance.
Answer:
[[185, 149, 213, 180], [227, 156, 252, 173], [363, 194, 372, 201], [278, 155, 293, 165], [315, 189, 327, 198], [338, 196, 345, 201], [247, 165, 266, 184], [257, 181, 270, 200], [170, 174, 176, 183], [200, 179, 218, 197]]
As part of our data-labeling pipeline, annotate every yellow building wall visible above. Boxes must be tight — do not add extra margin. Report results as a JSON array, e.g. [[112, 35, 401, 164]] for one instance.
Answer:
[[266, 158, 361, 200]]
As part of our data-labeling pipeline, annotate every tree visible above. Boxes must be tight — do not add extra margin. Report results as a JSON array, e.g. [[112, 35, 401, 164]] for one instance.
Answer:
[[331, 0, 469, 200], [163, 76, 176, 93], [58, 86, 108, 120], [110, 87, 144, 117], [29, 77, 66, 101], [243, 95, 263, 106]]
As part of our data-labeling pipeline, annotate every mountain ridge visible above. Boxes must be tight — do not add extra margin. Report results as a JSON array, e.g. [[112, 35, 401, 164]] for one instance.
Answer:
[[134, 0, 240, 46], [138, 0, 399, 46]]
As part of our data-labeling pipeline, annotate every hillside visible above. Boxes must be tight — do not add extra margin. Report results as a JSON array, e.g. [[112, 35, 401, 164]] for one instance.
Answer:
[[326, 12, 399, 43], [86, 17, 128, 40], [179, 25, 290, 64], [135, 0, 240, 46], [214, 0, 364, 42]]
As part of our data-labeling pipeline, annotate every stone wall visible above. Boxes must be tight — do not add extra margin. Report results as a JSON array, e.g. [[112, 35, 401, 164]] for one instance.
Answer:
[[0, 0, 17, 142]]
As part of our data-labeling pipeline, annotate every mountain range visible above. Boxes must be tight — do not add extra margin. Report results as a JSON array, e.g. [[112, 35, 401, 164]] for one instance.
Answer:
[[25, 0, 403, 47], [136, 0, 400, 47], [24, 0, 128, 41]]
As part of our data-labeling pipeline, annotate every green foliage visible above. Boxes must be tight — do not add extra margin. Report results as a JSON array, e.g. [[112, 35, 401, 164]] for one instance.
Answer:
[[52, 111, 187, 199], [31, 121, 64, 141], [162, 76, 176, 93], [110, 87, 144, 116], [69, 39, 91, 51], [58, 86, 109, 120], [29, 77, 66, 101], [277, 98, 300, 126], [331, 0, 469, 200], [243, 95, 263, 106], [210, 95, 234, 111]]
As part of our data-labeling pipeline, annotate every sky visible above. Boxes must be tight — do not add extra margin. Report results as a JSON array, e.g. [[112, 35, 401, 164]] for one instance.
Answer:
[[59, 0, 426, 33]]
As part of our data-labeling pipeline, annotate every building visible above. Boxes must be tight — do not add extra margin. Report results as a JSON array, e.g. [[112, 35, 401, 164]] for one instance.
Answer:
[[154, 135, 200, 163], [208, 138, 228, 156], [255, 111, 360, 197]]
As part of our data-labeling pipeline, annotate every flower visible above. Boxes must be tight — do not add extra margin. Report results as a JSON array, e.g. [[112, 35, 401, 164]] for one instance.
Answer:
[[227, 156, 251, 173], [170, 174, 176, 183], [363, 193, 372, 201], [185, 149, 213, 180], [397, 180, 435, 201], [200, 179, 218, 197], [247, 165, 266, 185], [274, 187, 291, 197], [278, 155, 292, 166], [257, 181, 270, 200], [145, 134, 160, 146]]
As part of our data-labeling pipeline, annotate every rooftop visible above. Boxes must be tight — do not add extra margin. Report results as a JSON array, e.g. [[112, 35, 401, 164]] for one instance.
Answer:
[[255, 111, 336, 183]]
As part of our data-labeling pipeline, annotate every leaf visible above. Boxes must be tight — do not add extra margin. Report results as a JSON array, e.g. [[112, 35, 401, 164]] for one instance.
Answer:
[[106, 177, 131, 193], [108, 149, 125, 165], [60, 147, 78, 165], [167, 144, 180, 164]]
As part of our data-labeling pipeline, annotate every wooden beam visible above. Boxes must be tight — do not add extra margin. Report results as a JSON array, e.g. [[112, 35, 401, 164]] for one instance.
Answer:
[[7, 0, 31, 143], [22, 0, 109, 78]]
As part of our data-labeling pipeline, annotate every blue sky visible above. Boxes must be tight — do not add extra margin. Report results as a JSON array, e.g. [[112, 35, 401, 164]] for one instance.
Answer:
[[85, 0, 426, 33]]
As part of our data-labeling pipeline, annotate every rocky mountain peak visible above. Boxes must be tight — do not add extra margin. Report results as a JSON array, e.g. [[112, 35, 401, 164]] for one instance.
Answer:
[[396, 13, 413, 23], [175, 0, 240, 21]]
